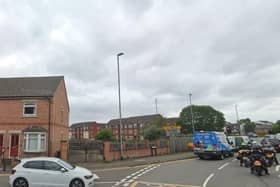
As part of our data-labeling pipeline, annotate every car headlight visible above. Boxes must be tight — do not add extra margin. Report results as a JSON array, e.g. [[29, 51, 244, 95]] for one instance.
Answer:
[[84, 175, 93, 180]]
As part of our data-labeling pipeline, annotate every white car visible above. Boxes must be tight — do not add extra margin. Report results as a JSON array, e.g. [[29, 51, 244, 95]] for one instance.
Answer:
[[9, 157, 94, 187]]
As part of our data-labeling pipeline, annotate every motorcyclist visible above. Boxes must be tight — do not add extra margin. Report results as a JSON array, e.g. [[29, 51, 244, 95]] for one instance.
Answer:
[[238, 142, 250, 166], [249, 145, 269, 175], [263, 143, 279, 165]]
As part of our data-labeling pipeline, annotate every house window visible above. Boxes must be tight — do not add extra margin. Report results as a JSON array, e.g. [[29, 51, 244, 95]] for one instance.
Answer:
[[0, 134, 3, 150], [23, 103, 37, 117], [24, 133, 46, 152]]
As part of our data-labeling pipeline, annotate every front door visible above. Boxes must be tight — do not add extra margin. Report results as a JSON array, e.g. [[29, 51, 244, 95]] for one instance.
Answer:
[[0, 134, 3, 155], [10, 134, 19, 157]]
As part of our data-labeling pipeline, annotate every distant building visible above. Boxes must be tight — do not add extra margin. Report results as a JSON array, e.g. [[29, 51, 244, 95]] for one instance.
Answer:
[[107, 114, 163, 140], [69, 121, 106, 140], [254, 120, 273, 136]]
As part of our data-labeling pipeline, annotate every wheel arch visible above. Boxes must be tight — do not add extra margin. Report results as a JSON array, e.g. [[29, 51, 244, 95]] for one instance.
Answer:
[[69, 177, 85, 187]]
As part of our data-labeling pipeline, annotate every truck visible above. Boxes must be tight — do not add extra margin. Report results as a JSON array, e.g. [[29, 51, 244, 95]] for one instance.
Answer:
[[193, 131, 234, 160]]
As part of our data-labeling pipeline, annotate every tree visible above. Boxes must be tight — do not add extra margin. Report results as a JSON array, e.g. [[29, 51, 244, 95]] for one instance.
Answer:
[[177, 105, 226, 134], [272, 120, 280, 134], [239, 118, 256, 134], [143, 125, 166, 141], [95, 128, 115, 141]]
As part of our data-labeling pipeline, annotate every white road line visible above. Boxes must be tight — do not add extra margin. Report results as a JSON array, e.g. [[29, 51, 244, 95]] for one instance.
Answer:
[[218, 162, 229, 170], [203, 173, 215, 187], [123, 183, 130, 187], [120, 179, 127, 182], [133, 176, 138, 180], [93, 174, 100, 180], [276, 165, 280, 172], [231, 159, 237, 162]]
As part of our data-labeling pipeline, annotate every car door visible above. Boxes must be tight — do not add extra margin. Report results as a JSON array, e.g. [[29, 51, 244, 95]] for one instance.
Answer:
[[22, 160, 46, 187], [42, 161, 70, 187]]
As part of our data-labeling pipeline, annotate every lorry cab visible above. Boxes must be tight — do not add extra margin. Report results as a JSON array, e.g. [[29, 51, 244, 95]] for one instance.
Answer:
[[193, 131, 234, 160]]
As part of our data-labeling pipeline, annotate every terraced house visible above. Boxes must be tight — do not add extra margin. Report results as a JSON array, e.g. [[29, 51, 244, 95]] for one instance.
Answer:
[[0, 76, 69, 160]]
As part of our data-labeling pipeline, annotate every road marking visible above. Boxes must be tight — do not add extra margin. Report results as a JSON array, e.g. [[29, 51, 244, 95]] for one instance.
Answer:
[[203, 173, 215, 187], [93, 174, 100, 180], [276, 165, 280, 172], [136, 181, 200, 187], [231, 159, 237, 162], [218, 162, 229, 170]]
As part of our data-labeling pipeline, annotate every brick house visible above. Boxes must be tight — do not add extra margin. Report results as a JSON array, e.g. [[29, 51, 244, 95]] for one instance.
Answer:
[[0, 76, 69, 159], [107, 114, 163, 140], [69, 121, 106, 140]]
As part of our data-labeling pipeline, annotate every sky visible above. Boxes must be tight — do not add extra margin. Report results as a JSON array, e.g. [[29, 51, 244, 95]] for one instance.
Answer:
[[1, 0, 280, 124]]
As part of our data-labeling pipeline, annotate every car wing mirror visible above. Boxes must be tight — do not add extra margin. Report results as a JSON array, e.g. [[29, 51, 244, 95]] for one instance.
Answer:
[[60, 168, 67, 173]]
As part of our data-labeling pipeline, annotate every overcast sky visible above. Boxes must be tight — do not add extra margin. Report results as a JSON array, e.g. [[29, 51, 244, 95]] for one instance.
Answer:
[[1, 0, 280, 124]]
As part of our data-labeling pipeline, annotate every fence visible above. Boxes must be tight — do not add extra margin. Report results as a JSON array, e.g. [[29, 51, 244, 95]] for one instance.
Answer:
[[169, 136, 193, 153], [68, 139, 104, 163]]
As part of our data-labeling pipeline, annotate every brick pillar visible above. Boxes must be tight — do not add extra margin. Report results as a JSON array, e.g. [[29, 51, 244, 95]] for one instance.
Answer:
[[103, 141, 111, 161], [60, 140, 68, 160]]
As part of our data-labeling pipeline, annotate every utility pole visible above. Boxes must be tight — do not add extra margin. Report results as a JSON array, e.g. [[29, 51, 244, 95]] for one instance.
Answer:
[[235, 104, 240, 135], [189, 93, 195, 133], [155, 98, 158, 114]]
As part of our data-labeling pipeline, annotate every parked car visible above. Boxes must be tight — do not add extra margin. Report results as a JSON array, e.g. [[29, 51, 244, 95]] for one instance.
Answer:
[[264, 134, 275, 139], [227, 136, 250, 151], [193, 131, 234, 160], [275, 133, 280, 140], [9, 157, 94, 187], [260, 138, 280, 152]]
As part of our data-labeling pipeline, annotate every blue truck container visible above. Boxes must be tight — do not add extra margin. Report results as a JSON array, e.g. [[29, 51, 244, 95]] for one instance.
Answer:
[[193, 131, 234, 160]]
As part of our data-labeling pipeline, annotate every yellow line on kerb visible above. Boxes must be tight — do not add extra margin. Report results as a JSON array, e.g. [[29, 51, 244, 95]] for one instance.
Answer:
[[130, 181, 138, 187]]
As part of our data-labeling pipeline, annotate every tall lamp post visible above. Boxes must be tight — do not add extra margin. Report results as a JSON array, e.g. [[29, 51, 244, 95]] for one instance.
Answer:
[[189, 93, 195, 133], [117, 52, 124, 160]]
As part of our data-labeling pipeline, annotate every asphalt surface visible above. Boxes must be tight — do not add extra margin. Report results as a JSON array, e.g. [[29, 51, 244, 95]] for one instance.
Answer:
[[1, 154, 280, 187]]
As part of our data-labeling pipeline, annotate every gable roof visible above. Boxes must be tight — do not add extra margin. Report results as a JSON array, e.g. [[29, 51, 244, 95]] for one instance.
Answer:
[[108, 114, 163, 127], [0, 76, 64, 98], [70, 121, 106, 129]]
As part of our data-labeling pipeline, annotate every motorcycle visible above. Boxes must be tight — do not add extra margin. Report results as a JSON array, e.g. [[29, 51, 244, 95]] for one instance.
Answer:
[[238, 149, 250, 167], [252, 159, 263, 176]]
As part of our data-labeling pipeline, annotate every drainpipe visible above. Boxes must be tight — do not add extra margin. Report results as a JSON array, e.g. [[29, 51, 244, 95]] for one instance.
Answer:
[[48, 98, 51, 157]]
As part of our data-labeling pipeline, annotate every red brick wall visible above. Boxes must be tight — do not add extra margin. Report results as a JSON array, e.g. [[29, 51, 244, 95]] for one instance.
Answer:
[[50, 80, 69, 156], [103, 140, 170, 161]]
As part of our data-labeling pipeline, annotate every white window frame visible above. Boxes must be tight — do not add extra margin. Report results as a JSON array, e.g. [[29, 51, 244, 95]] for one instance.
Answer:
[[23, 102, 37, 117], [24, 132, 46, 153]]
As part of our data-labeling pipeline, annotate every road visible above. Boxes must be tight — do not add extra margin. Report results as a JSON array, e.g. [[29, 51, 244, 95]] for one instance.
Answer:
[[1, 154, 280, 187]]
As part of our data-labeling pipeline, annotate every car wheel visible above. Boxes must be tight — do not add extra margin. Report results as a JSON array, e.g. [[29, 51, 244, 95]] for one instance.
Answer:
[[70, 179, 84, 187], [13, 177, 28, 187]]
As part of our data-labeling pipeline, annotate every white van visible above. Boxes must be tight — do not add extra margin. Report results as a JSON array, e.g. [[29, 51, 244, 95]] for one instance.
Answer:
[[227, 136, 250, 151], [275, 133, 280, 140]]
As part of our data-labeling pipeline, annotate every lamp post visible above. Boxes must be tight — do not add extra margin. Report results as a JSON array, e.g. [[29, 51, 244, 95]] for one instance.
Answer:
[[117, 52, 124, 160], [189, 93, 195, 133]]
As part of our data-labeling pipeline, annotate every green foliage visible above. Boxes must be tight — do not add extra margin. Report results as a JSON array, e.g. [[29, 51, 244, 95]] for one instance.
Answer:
[[177, 105, 226, 134], [272, 120, 280, 134], [152, 115, 167, 128], [143, 125, 166, 141], [239, 118, 256, 134], [95, 128, 115, 141]]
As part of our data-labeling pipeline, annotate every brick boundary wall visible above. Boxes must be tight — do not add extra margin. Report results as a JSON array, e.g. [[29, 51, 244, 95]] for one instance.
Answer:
[[103, 140, 170, 161]]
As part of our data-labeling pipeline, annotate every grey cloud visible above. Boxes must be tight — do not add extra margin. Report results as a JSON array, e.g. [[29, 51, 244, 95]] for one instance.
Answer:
[[1, 0, 280, 124]]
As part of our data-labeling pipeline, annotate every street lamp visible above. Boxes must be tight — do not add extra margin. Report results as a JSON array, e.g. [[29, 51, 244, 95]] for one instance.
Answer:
[[189, 93, 195, 133], [117, 52, 124, 160]]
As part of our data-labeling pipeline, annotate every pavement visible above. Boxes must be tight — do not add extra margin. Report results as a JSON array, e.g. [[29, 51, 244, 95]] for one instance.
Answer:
[[76, 152, 196, 171]]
